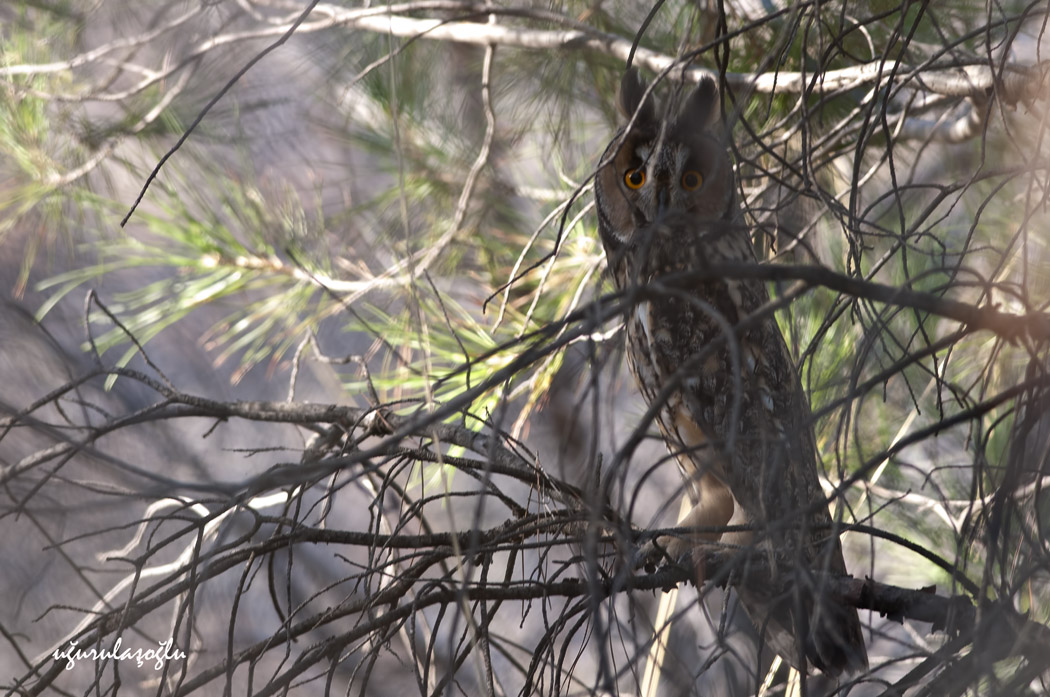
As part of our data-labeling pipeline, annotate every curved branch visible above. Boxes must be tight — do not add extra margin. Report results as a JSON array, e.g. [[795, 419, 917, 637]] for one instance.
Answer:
[[651, 260, 1050, 342]]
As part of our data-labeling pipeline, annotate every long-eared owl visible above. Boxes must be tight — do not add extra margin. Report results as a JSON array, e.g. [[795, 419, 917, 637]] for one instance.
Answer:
[[594, 68, 868, 676]]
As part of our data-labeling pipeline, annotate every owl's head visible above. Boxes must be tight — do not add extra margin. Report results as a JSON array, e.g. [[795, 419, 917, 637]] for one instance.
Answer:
[[595, 68, 735, 248]]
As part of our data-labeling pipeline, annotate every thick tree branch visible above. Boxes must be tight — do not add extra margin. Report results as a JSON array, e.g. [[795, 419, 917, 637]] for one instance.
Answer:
[[648, 548, 1050, 671], [6, 1, 1046, 104], [310, 3, 1050, 103], [26, 515, 1049, 696]]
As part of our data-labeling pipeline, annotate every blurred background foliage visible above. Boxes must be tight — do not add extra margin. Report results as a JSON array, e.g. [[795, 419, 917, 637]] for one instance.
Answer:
[[2, 1, 1050, 695]]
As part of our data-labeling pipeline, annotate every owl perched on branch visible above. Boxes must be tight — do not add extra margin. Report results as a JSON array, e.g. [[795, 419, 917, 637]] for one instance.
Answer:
[[594, 68, 868, 676]]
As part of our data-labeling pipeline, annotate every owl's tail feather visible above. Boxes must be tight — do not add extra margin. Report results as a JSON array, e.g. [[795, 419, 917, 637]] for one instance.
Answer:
[[736, 573, 869, 677]]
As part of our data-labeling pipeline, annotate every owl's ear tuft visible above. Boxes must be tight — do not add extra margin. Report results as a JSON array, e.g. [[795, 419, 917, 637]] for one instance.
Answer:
[[617, 67, 655, 123], [678, 75, 722, 134]]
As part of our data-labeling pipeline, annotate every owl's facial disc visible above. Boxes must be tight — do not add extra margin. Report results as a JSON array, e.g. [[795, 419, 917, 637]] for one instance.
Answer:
[[623, 142, 706, 222]]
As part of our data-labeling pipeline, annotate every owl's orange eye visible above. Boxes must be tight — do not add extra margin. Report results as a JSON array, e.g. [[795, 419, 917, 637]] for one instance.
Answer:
[[624, 168, 646, 189], [681, 170, 703, 191]]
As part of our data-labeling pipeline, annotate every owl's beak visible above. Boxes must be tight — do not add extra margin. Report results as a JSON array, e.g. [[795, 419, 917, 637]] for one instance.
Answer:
[[656, 188, 670, 218]]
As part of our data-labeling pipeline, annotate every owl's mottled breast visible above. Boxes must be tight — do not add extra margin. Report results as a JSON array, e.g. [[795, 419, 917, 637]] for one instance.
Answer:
[[614, 216, 817, 529]]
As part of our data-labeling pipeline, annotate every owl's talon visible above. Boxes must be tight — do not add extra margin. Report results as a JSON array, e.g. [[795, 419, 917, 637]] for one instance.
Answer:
[[637, 536, 690, 573], [636, 540, 666, 573]]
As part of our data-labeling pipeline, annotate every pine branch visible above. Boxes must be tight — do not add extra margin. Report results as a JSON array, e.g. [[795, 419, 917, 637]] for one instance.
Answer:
[[644, 547, 1050, 673]]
